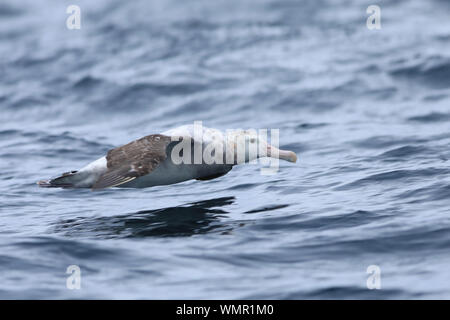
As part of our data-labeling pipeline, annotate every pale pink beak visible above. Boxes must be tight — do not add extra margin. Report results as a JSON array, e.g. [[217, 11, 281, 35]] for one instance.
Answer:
[[267, 145, 297, 163]]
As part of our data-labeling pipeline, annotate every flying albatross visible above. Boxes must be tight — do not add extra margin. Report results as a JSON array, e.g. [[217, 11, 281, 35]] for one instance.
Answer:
[[37, 124, 297, 190]]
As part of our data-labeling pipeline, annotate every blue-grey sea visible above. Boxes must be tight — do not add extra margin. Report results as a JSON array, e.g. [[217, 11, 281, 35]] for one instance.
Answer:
[[1, 0, 450, 299]]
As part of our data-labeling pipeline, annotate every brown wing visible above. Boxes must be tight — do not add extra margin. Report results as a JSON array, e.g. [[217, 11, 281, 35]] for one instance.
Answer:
[[92, 134, 172, 190]]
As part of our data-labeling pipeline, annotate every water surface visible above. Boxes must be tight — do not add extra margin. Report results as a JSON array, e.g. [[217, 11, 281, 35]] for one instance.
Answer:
[[1, 0, 450, 299]]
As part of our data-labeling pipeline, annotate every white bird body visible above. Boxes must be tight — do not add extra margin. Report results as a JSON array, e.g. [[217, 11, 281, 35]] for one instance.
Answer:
[[38, 124, 297, 190]]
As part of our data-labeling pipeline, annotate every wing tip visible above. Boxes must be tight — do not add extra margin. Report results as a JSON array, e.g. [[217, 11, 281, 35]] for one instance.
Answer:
[[91, 175, 136, 190]]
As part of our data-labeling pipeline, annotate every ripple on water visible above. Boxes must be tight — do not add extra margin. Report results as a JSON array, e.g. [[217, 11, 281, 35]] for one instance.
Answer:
[[407, 112, 450, 123], [396, 183, 450, 203], [244, 204, 289, 214], [389, 56, 450, 89], [351, 136, 428, 150], [376, 145, 431, 161], [336, 168, 450, 191]]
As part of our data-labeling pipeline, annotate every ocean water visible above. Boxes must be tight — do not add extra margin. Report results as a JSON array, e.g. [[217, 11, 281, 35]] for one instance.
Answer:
[[1, 0, 450, 299]]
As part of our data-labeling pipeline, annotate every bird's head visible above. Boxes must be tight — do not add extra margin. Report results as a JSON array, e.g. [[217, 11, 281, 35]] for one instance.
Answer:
[[226, 130, 297, 164]]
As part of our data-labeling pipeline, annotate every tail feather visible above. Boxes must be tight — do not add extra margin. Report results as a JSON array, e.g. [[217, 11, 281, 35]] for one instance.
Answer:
[[37, 171, 78, 188]]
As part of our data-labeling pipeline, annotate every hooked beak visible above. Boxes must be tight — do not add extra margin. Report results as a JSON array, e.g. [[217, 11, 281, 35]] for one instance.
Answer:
[[267, 145, 297, 163]]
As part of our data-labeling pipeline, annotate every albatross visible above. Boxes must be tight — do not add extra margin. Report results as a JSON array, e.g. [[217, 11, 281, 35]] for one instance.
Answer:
[[37, 124, 297, 190]]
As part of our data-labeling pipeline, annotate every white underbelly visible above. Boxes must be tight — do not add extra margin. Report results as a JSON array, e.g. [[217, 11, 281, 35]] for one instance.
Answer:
[[118, 159, 231, 188]]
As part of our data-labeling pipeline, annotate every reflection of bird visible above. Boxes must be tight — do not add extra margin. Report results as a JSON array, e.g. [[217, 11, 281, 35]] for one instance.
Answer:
[[55, 197, 235, 238], [38, 124, 297, 190]]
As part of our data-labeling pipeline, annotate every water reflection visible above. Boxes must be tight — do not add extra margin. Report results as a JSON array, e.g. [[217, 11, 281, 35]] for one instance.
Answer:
[[54, 197, 235, 239]]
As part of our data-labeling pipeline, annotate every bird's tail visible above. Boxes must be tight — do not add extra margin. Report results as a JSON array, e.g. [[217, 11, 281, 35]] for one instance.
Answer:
[[37, 171, 78, 188]]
